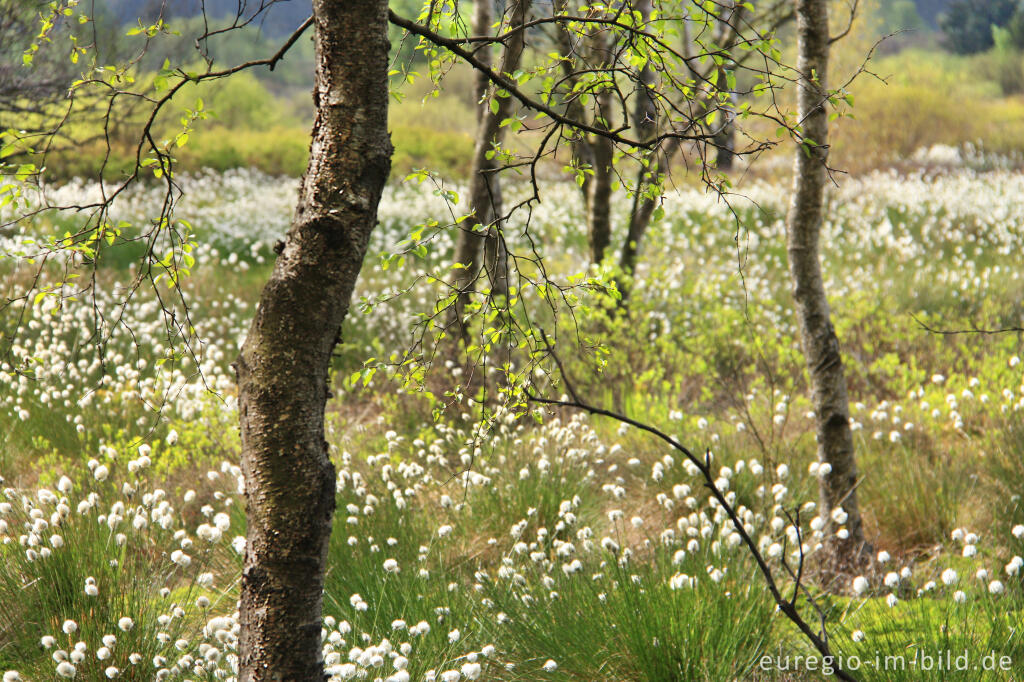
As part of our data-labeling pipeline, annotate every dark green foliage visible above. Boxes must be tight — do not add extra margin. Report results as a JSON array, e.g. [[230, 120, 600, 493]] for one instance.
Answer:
[[1006, 8, 1024, 48], [939, 0, 1017, 54]]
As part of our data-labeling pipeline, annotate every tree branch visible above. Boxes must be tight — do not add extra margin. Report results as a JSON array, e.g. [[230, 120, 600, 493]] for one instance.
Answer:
[[911, 313, 1024, 336], [525, 330, 859, 682], [389, 10, 706, 150]]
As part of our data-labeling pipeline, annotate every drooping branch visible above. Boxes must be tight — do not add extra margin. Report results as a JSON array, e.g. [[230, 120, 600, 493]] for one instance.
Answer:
[[525, 331, 858, 682]]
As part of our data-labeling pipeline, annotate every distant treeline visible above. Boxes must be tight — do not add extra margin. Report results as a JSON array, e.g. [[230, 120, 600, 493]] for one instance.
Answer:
[[101, 0, 312, 36]]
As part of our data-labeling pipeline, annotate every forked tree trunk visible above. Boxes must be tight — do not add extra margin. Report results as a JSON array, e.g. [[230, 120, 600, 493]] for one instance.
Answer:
[[787, 0, 867, 570], [233, 0, 392, 677], [452, 0, 530, 337]]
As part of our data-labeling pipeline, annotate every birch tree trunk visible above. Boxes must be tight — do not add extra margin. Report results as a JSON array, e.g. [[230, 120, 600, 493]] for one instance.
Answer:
[[233, 0, 392, 677], [472, 0, 493, 114], [452, 0, 530, 337], [787, 0, 868, 570]]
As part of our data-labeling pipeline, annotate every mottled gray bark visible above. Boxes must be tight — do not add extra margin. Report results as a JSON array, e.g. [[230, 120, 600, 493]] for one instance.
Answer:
[[472, 0, 493, 116], [233, 0, 392, 678], [453, 0, 529, 335], [787, 0, 867, 569]]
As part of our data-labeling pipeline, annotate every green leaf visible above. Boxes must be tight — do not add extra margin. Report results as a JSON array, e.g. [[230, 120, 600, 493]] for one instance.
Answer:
[[15, 164, 36, 181]]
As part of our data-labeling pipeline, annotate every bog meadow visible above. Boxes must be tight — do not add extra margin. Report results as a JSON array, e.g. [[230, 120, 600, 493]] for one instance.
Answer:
[[1, 1, 1023, 680]]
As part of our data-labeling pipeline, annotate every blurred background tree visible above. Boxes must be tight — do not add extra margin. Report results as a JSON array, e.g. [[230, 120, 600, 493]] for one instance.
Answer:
[[939, 0, 1016, 54]]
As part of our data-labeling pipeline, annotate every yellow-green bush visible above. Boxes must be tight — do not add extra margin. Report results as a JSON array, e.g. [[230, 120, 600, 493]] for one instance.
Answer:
[[832, 48, 1024, 170], [175, 125, 310, 176], [390, 124, 474, 179]]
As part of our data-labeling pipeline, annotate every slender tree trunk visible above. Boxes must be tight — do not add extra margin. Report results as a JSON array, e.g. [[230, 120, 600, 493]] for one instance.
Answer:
[[452, 0, 529, 337], [617, 0, 660, 296], [472, 0, 493, 116], [553, 0, 595, 214], [587, 31, 614, 265], [618, 149, 665, 284], [713, 87, 737, 170], [618, 0, 746, 292], [787, 0, 868, 571], [617, 142, 679, 303], [475, 0, 509, 309], [233, 0, 392, 677]]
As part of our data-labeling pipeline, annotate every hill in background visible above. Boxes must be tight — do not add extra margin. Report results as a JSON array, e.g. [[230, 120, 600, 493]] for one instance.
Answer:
[[102, 0, 311, 36]]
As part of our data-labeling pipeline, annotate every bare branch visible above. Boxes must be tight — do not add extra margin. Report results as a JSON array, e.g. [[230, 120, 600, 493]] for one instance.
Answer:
[[525, 330, 859, 682]]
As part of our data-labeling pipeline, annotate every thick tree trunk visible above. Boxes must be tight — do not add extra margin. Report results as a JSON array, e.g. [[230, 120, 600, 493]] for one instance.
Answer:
[[233, 0, 392, 678], [452, 0, 529, 337], [787, 0, 867, 571]]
